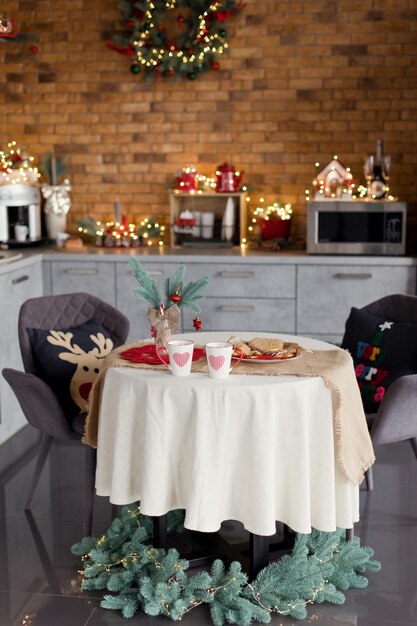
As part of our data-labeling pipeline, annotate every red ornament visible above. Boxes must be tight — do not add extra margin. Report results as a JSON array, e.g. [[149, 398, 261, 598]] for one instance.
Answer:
[[157, 24, 164, 32], [30, 45, 38, 54], [166, 68, 175, 77], [211, 61, 220, 70], [187, 47, 194, 55], [126, 20, 134, 27], [177, 14, 185, 24], [193, 316, 202, 331], [169, 293, 182, 303]]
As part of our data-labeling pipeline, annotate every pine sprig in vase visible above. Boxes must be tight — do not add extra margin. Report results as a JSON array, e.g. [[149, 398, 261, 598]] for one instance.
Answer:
[[128, 258, 209, 346]]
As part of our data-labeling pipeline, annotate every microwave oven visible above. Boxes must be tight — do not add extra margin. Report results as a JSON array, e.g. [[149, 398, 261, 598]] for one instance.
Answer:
[[307, 201, 406, 255]]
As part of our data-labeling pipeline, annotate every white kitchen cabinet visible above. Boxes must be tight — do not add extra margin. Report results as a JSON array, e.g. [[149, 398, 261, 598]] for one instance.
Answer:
[[183, 297, 295, 333], [296, 263, 417, 342], [0, 260, 43, 445], [182, 263, 296, 333], [49, 260, 116, 305]]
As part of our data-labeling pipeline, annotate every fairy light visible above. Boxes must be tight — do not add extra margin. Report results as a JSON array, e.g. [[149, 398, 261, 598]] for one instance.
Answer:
[[128, 0, 236, 78], [253, 201, 293, 221], [77, 216, 167, 247], [0, 141, 40, 184], [306, 156, 357, 202]]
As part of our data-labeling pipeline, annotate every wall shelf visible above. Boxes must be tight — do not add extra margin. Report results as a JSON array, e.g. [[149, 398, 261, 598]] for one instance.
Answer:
[[169, 192, 247, 248]]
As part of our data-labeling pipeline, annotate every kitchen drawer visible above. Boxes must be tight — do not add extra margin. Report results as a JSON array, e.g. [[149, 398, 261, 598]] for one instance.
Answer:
[[183, 263, 296, 298], [183, 297, 296, 333], [297, 264, 417, 336], [116, 262, 176, 340], [50, 261, 116, 305]]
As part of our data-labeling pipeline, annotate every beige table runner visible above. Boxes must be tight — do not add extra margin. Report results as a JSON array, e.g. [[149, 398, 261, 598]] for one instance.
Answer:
[[83, 342, 375, 486]]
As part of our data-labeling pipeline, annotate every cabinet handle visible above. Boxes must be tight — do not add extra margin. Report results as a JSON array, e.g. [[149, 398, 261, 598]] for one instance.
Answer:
[[219, 305, 255, 313], [11, 275, 29, 285], [220, 271, 255, 278], [65, 268, 98, 275], [333, 273, 372, 280]]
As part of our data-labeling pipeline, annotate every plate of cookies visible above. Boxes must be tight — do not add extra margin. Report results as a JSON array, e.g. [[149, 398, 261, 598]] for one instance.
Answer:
[[229, 336, 303, 363]]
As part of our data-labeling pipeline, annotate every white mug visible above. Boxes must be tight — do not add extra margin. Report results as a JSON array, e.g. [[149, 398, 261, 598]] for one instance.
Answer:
[[201, 212, 215, 239], [14, 224, 29, 242], [56, 232, 71, 248], [205, 342, 243, 379], [157, 339, 194, 377], [191, 211, 202, 238]]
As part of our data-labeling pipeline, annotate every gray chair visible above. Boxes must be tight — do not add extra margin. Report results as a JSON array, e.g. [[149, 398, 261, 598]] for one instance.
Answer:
[[354, 294, 417, 490], [2, 292, 129, 535]]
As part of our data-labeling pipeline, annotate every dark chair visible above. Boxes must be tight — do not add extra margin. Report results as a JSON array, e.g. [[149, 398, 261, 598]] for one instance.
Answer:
[[349, 294, 417, 490], [2, 292, 129, 535]]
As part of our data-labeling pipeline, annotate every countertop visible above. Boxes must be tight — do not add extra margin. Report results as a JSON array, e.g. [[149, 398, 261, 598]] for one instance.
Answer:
[[0, 243, 417, 276]]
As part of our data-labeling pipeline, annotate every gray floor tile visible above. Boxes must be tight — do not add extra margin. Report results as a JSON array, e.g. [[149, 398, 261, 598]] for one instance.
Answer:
[[0, 590, 97, 626], [0, 427, 416, 626]]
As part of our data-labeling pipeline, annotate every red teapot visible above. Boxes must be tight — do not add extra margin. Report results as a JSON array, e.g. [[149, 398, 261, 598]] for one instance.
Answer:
[[215, 162, 243, 193]]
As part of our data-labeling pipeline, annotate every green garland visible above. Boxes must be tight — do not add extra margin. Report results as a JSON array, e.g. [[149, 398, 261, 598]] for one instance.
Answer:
[[109, 0, 242, 80], [72, 504, 380, 624]]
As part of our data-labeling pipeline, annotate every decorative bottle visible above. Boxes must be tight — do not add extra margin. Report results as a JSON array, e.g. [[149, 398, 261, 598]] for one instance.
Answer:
[[369, 140, 386, 200]]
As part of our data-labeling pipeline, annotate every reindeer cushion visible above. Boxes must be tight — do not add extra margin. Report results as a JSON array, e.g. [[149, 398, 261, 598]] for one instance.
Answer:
[[28, 319, 114, 418]]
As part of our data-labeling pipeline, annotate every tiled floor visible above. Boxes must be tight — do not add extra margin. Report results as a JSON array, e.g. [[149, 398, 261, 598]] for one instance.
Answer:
[[0, 425, 416, 626]]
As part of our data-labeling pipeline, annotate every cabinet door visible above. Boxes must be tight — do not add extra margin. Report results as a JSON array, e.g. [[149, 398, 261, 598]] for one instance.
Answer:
[[116, 262, 177, 341], [184, 263, 296, 298], [50, 261, 116, 305], [183, 298, 296, 333], [0, 261, 43, 444], [297, 264, 417, 338]]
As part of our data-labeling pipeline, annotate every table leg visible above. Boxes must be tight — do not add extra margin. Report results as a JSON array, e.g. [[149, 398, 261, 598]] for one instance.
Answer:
[[249, 533, 269, 580], [153, 515, 167, 549], [345, 527, 354, 541]]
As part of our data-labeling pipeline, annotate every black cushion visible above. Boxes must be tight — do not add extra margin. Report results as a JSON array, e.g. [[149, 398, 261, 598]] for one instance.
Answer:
[[341, 307, 417, 413], [28, 319, 113, 418]]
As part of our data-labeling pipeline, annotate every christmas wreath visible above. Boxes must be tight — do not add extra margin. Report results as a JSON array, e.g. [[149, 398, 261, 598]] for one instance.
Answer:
[[108, 0, 242, 80]]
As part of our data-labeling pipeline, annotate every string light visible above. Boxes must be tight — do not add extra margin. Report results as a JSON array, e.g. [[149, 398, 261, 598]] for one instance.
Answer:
[[77, 217, 166, 248], [305, 156, 356, 202], [253, 200, 292, 221], [126, 0, 240, 78], [306, 156, 397, 202], [0, 141, 40, 184]]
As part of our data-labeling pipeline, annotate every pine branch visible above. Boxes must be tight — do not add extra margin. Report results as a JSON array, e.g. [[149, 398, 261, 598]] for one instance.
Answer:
[[129, 257, 161, 308], [180, 275, 210, 313], [164, 264, 186, 302]]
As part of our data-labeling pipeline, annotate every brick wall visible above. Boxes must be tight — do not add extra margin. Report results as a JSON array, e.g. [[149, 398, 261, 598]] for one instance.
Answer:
[[1, 0, 417, 248]]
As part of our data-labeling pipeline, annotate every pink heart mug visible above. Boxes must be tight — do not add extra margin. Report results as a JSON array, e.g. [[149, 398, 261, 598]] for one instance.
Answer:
[[156, 339, 195, 376], [205, 342, 243, 379]]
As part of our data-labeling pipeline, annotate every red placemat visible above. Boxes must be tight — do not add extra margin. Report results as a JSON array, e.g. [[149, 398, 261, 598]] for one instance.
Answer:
[[120, 343, 206, 365]]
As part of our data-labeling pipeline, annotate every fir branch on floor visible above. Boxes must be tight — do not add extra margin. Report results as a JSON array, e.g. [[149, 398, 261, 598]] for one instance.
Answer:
[[72, 505, 381, 625]]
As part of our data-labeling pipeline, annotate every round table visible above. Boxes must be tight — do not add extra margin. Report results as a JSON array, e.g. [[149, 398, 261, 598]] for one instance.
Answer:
[[95, 331, 359, 536]]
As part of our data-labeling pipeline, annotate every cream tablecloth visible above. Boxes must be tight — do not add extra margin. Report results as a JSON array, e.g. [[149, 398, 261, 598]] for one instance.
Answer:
[[95, 332, 366, 536]]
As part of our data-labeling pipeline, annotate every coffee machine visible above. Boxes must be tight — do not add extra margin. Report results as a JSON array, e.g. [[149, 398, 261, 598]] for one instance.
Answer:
[[0, 183, 42, 243]]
